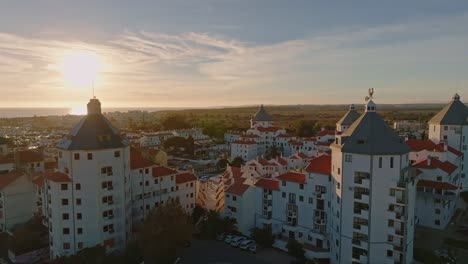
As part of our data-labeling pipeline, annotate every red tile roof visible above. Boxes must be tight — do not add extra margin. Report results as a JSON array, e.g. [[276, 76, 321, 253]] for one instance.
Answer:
[[241, 134, 260, 138], [258, 158, 272, 166], [276, 171, 306, 184], [45, 161, 57, 170], [45, 171, 71, 182], [225, 182, 250, 196], [316, 142, 332, 147], [233, 140, 257, 145], [0, 155, 14, 164], [406, 140, 463, 156], [256, 126, 283, 132], [296, 152, 309, 159], [304, 137, 317, 142], [230, 166, 242, 178], [412, 158, 458, 175], [277, 134, 295, 138], [130, 149, 154, 170], [32, 174, 45, 187], [288, 140, 303, 146], [277, 157, 288, 166], [255, 178, 280, 190], [18, 150, 43, 163], [0, 171, 24, 189], [305, 155, 332, 175], [417, 179, 458, 190], [317, 130, 335, 137], [176, 172, 197, 184], [152, 166, 177, 178]]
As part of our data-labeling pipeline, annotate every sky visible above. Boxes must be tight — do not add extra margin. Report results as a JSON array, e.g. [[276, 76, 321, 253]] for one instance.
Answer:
[[0, 0, 467, 108]]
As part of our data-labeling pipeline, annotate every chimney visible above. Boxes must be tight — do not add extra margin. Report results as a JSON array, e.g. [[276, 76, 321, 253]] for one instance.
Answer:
[[427, 157, 431, 166], [443, 142, 448, 152]]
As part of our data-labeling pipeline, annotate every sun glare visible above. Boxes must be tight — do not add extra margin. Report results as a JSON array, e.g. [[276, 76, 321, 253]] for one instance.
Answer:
[[60, 50, 102, 88]]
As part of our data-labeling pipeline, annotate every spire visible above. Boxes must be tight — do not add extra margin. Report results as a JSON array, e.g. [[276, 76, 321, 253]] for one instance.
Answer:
[[364, 88, 376, 113], [350, 104, 355, 110], [452, 93, 460, 101], [87, 97, 101, 115]]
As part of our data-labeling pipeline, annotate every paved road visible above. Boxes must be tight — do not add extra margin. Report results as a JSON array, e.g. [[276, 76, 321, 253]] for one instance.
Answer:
[[178, 239, 295, 264]]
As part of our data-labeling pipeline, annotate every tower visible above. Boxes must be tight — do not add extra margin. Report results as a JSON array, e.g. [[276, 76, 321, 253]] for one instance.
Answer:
[[49, 98, 131, 258], [336, 104, 360, 133], [428, 93, 468, 190], [250, 104, 273, 128], [330, 89, 416, 264]]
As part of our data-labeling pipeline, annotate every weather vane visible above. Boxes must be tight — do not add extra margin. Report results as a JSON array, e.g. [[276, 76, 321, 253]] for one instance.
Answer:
[[365, 88, 374, 102]]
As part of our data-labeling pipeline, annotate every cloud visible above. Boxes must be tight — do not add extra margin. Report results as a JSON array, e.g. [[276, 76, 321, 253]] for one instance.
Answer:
[[0, 12, 467, 107]]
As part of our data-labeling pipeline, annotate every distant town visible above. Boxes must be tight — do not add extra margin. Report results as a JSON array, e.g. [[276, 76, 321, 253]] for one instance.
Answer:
[[0, 90, 467, 264]]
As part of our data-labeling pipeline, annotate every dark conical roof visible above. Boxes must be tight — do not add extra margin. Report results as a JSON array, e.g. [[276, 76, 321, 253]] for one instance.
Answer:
[[337, 105, 360, 126], [333, 100, 409, 155], [57, 98, 128, 150], [429, 94, 468, 125], [252, 105, 273, 121]]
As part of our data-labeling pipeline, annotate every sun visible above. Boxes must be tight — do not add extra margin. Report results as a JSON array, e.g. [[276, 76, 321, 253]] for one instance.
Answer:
[[60, 50, 102, 88]]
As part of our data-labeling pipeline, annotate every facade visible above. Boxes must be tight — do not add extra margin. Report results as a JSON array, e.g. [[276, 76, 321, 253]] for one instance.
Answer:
[[427, 93, 468, 191], [140, 132, 176, 147], [48, 98, 132, 258], [0, 171, 36, 232]]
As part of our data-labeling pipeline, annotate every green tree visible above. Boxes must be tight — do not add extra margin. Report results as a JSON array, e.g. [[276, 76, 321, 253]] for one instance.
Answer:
[[230, 157, 245, 167], [161, 114, 191, 130], [265, 145, 281, 159], [294, 120, 317, 137], [137, 200, 193, 264], [250, 227, 275, 248], [192, 204, 207, 225], [287, 239, 305, 260], [216, 158, 229, 170], [200, 210, 237, 238]]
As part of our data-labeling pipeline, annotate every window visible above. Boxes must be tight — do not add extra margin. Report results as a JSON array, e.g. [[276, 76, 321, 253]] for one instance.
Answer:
[[233, 196, 237, 201], [62, 213, 69, 220], [114, 151, 120, 158], [154, 179, 158, 184], [74, 153, 80, 160], [444, 126, 448, 131], [299, 184, 304, 189], [345, 154, 352, 162], [337, 182, 341, 189], [78, 242, 83, 249], [282, 181, 286, 186], [337, 168, 341, 175], [75, 183, 81, 190], [299, 196, 304, 202], [76, 198, 82, 205], [435, 220, 440, 225], [61, 184, 68, 191], [388, 220, 394, 227], [379, 157, 382, 168], [59, 151, 62, 158], [87, 153, 93, 160], [387, 250, 393, 257], [436, 176, 442, 181], [77, 213, 82, 220], [62, 199, 69, 205], [63, 243, 70, 250], [63, 228, 70, 235], [390, 157, 394, 168], [282, 192, 286, 198], [435, 209, 441, 214], [308, 197, 313, 204], [101, 166, 113, 176]]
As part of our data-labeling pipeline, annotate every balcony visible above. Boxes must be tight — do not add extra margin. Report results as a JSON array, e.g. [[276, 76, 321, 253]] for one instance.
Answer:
[[354, 193, 369, 203], [354, 178, 370, 188], [352, 238, 368, 248], [354, 208, 369, 218], [314, 217, 326, 226], [316, 192, 325, 200], [352, 254, 368, 263], [263, 193, 272, 200]]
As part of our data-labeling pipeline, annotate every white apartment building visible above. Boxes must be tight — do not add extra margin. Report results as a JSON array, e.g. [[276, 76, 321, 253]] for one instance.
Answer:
[[0, 171, 36, 232], [330, 91, 416, 264], [139, 132, 176, 147], [427, 93, 468, 191], [48, 98, 132, 258], [229, 105, 334, 161]]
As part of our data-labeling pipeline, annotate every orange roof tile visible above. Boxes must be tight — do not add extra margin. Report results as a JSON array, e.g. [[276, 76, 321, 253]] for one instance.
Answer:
[[255, 178, 280, 190], [256, 126, 283, 132], [230, 166, 242, 178], [18, 150, 43, 163], [0, 171, 24, 189], [0, 155, 14, 164], [176, 172, 197, 184], [225, 182, 250, 195], [317, 130, 335, 137], [417, 179, 458, 190], [412, 158, 457, 175], [32, 174, 45, 187], [276, 171, 306, 184], [305, 155, 331, 175], [45, 171, 71, 182], [130, 148, 154, 170], [152, 166, 177, 178]]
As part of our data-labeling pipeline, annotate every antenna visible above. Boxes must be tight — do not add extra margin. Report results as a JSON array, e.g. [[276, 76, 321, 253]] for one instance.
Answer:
[[92, 81, 95, 99]]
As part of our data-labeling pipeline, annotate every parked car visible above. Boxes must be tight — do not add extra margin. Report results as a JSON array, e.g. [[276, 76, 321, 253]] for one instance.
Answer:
[[230, 236, 246, 247], [239, 240, 254, 250], [224, 235, 236, 244], [248, 244, 257, 253], [216, 233, 227, 241], [433, 249, 449, 259]]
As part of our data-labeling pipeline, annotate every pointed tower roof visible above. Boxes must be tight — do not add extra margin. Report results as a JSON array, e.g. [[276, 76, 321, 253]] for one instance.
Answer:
[[57, 98, 128, 150], [429, 93, 468, 125], [334, 89, 409, 155], [337, 104, 360, 126], [252, 104, 273, 122]]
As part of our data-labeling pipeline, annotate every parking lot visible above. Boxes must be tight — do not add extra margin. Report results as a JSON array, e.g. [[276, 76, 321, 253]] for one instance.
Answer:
[[178, 239, 295, 264]]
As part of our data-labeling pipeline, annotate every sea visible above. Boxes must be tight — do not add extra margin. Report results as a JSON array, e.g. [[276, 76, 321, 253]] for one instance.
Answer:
[[0, 107, 190, 118]]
